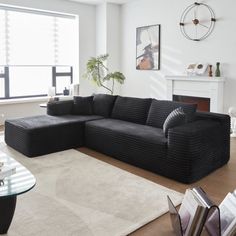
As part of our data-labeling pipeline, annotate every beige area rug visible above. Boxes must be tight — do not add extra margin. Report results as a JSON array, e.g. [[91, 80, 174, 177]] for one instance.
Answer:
[[0, 135, 183, 236]]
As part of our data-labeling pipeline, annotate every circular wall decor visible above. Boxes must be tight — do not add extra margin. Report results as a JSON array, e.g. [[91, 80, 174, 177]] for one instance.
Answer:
[[179, 2, 216, 41]]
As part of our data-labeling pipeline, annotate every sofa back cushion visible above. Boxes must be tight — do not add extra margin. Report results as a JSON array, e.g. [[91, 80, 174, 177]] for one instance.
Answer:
[[111, 96, 151, 124], [47, 100, 73, 116], [93, 94, 117, 117], [146, 99, 197, 128], [72, 96, 93, 115]]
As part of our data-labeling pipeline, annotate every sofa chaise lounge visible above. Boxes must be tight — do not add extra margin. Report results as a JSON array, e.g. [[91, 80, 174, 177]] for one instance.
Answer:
[[5, 94, 230, 183]]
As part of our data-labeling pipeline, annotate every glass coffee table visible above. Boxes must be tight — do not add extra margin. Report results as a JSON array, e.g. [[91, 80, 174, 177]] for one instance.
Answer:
[[0, 152, 36, 234]]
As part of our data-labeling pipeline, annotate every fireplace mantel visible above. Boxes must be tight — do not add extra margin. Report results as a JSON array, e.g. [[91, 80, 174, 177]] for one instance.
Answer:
[[165, 75, 225, 113]]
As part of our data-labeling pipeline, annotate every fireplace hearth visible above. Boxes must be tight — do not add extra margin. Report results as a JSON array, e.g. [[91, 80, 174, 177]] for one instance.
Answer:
[[166, 75, 225, 113], [173, 95, 210, 112]]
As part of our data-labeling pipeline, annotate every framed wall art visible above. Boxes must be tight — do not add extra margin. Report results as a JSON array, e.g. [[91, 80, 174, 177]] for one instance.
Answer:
[[136, 24, 161, 70]]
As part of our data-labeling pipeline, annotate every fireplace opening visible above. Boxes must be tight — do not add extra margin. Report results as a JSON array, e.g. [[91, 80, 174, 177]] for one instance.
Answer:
[[173, 95, 210, 112]]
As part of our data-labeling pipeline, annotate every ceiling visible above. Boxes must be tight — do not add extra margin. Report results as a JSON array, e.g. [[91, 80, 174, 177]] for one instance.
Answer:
[[69, 0, 135, 5]]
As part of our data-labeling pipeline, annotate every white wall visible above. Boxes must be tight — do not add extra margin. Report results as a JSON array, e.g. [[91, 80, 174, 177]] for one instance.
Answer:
[[94, 3, 121, 95], [96, 3, 107, 56], [107, 3, 121, 95], [120, 0, 236, 112], [107, 3, 121, 72], [96, 3, 121, 71], [0, 0, 96, 123], [94, 3, 108, 94], [0, 102, 47, 124]]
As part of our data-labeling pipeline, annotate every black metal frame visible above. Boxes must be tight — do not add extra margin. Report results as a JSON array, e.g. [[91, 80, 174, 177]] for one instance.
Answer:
[[136, 24, 161, 71], [179, 2, 216, 41], [52, 66, 73, 95], [0, 67, 9, 99], [0, 66, 73, 99]]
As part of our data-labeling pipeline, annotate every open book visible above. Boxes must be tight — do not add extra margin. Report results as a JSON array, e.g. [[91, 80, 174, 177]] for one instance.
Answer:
[[0, 164, 16, 180], [169, 188, 236, 236], [208, 190, 236, 236], [168, 187, 221, 236], [178, 188, 208, 235]]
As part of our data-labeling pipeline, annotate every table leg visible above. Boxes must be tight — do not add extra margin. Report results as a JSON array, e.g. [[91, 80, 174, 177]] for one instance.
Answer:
[[0, 196, 17, 234]]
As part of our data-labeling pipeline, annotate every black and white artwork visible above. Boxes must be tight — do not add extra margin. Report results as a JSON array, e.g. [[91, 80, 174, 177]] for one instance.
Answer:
[[136, 24, 160, 70]]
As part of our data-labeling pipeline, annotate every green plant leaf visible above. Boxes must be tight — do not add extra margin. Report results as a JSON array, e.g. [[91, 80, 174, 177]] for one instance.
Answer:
[[103, 72, 125, 84], [83, 54, 125, 94]]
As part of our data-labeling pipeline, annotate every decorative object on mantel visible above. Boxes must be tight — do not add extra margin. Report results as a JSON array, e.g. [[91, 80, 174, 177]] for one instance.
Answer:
[[83, 54, 125, 95], [186, 63, 196, 75], [136, 24, 160, 70], [195, 63, 208, 75], [179, 2, 216, 41], [229, 107, 236, 137], [208, 65, 213, 77], [186, 63, 208, 75], [215, 62, 221, 77]]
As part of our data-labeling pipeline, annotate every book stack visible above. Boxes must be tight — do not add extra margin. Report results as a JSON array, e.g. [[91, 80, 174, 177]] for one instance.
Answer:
[[169, 187, 236, 236], [0, 162, 16, 181]]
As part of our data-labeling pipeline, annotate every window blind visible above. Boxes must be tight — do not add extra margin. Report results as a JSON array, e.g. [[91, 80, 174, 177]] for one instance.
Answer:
[[0, 5, 78, 66], [0, 4, 78, 98]]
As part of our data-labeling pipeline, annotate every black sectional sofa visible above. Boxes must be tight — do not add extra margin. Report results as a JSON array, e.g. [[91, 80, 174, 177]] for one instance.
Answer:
[[5, 94, 230, 183]]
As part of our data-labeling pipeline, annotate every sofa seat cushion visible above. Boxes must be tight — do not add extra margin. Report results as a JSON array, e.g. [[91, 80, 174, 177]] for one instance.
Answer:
[[93, 94, 117, 117], [111, 96, 152, 124], [146, 99, 197, 128], [85, 119, 168, 174], [6, 115, 102, 130], [86, 118, 167, 145], [5, 115, 102, 157]]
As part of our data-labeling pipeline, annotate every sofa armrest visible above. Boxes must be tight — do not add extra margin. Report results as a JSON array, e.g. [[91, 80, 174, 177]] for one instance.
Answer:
[[47, 100, 73, 116], [195, 112, 230, 158], [167, 119, 230, 183], [195, 111, 230, 124]]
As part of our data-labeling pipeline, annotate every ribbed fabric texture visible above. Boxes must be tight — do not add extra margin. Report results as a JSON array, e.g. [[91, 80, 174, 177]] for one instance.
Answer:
[[4, 96, 230, 183], [85, 119, 168, 175], [146, 99, 197, 128], [47, 100, 73, 116], [5, 115, 103, 157], [167, 118, 230, 183], [111, 96, 152, 124], [93, 94, 117, 117], [195, 111, 230, 166], [86, 119, 167, 145], [163, 107, 186, 137], [72, 96, 94, 115]]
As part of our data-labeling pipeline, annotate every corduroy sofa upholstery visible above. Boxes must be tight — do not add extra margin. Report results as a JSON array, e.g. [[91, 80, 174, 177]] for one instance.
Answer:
[[5, 94, 230, 183]]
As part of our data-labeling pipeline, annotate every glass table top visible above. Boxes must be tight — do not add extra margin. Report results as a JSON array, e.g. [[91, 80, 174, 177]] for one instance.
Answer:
[[0, 152, 36, 198]]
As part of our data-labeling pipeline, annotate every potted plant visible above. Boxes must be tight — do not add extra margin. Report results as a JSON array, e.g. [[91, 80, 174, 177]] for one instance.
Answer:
[[83, 54, 125, 95]]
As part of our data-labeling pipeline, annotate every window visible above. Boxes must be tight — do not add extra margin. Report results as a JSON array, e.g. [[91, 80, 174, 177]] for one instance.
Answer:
[[0, 67, 5, 98], [0, 5, 79, 99]]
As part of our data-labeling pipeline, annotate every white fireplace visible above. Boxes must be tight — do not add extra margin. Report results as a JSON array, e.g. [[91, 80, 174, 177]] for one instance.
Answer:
[[165, 75, 225, 113]]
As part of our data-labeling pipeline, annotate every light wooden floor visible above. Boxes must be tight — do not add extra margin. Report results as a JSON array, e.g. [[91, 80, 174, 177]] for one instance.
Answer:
[[79, 138, 236, 236]]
